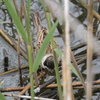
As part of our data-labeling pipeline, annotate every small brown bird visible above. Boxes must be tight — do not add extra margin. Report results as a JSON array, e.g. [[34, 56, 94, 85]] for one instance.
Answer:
[[31, 11, 59, 70]]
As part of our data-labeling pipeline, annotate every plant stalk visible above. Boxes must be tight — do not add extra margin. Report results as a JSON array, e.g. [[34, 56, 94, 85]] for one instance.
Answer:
[[28, 45, 34, 100], [27, 0, 34, 100], [46, 10, 63, 100]]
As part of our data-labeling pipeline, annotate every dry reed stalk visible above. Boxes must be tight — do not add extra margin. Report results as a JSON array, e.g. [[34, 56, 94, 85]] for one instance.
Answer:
[[86, 0, 93, 100], [19, 0, 23, 86], [44, 0, 65, 42], [0, 87, 25, 92], [70, 51, 86, 91], [0, 64, 28, 77], [71, 43, 86, 51], [22, 0, 38, 87], [17, 37, 23, 86], [3, 93, 56, 100], [0, 28, 28, 60], [63, 0, 74, 100], [1, 80, 100, 92], [74, 86, 100, 89], [13, 0, 23, 86], [46, 80, 100, 88], [44, 0, 86, 91], [78, 0, 100, 20]]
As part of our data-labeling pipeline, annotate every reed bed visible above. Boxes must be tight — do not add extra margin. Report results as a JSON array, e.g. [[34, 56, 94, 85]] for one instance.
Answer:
[[0, 0, 100, 100]]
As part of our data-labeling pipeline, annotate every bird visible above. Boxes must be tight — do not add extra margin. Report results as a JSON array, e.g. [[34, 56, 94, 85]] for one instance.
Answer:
[[31, 11, 59, 71]]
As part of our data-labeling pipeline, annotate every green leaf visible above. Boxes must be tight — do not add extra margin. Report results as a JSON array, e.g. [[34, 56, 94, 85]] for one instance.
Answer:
[[33, 18, 60, 72], [54, 49, 63, 58], [4, 0, 28, 43], [54, 49, 80, 79], [0, 79, 5, 88], [0, 92, 6, 100], [8, 0, 16, 12], [0, 0, 2, 5], [70, 63, 80, 78]]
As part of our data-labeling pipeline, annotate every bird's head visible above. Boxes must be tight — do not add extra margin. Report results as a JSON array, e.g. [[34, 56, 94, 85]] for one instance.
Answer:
[[41, 54, 55, 72]]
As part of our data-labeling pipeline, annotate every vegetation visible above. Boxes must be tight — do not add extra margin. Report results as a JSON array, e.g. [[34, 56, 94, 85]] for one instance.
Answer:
[[0, 0, 100, 100]]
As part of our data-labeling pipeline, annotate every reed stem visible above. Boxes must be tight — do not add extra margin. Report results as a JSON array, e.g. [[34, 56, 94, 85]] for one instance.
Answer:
[[28, 45, 34, 100], [46, 10, 63, 100], [27, 0, 34, 100]]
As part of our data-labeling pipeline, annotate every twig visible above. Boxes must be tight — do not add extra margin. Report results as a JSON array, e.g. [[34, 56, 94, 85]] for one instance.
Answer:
[[1, 80, 100, 92], [71, 43, 86, 51], [73, 86, 100, 89], [2, 93, 56, 100], [34, 72, 62, 94], [78, 0, 100, 20], [22, 0, 39, 87], [44, 0, 86, 91], [0, 28, 28, 60], [12, 72, 46, 100], [0, 64, 28, 77], [17, 37, 23, 86]]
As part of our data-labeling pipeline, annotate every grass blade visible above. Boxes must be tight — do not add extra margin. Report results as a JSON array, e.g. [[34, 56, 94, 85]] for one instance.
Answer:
[[54, 49, 80, 79], [0, 92, 6, 100], [33, 18, 60, 72], [0, 0, 2, 5], [54, 49, 63, 58]]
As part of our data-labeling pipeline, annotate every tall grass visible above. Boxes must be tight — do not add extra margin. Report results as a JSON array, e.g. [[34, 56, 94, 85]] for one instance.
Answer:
[[46, 10, 63, 100], [39, 1, 63, 99], [3, 0, 59, 100], [1, 0, 95, 100]]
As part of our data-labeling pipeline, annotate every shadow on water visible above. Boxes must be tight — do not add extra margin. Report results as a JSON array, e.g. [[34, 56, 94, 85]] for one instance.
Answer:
[[0, 0, 100, 100]]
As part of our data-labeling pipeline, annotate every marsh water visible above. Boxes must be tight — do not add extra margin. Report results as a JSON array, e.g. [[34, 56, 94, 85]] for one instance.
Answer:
[[0, 0, 100, 100]]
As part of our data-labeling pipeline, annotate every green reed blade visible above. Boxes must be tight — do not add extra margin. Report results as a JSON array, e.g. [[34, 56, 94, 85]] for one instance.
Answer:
[[46, 11, 63, 100], [0, 79, 5, 88], [54, 49, 63, 58], [28, 45, 34, 100], [54, 49, 80, 80], [0, 92, 6, 100]]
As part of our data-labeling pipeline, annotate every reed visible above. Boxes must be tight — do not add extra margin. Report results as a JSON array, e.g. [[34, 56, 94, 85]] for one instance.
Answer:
[[3, 0, 59, 100], [86, 0, 93, 99], [0, 79, 6, 100], [1, 0, 96, 100], [46, 9, 63, 100]]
